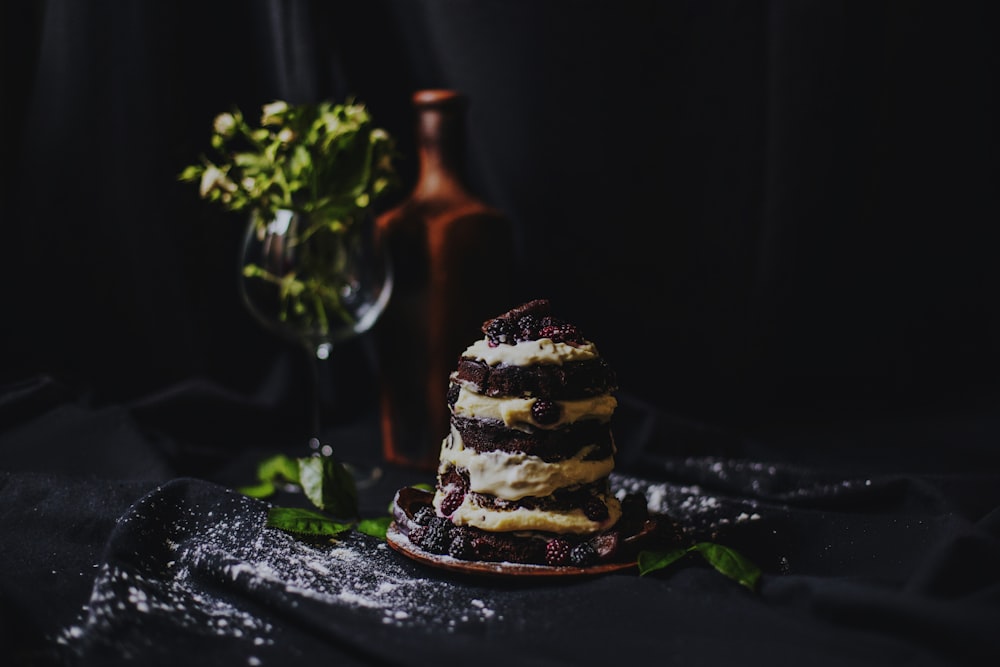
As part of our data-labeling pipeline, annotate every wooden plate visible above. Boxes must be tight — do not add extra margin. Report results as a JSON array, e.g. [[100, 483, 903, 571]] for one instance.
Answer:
[[386, 523, 637, 578]]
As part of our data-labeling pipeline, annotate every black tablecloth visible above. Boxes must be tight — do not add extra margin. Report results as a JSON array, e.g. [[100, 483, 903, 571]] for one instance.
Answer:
[[2, 376, 999, 666]]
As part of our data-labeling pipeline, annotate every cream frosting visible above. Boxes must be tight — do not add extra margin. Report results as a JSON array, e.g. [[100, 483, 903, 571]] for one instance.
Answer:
[[451, 386, 617, 431], [438, 427, 614, 500], [434, 489, 622, 534], [462, 337, 598, 367]]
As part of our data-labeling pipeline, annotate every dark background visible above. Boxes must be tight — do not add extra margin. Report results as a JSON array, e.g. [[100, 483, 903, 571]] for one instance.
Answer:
[[3, 0, 999, 460]]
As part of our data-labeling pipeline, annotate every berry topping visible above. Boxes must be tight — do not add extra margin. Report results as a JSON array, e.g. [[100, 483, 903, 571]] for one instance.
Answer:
[[412, 506, 437, 525], [439, 489, 465, 516], [545, 538, 572, 566], [516, 314, 540, 341], [411, 517, 451, 554], [481, 299, 554, 345], [531, 399, 561, 425], [568, 542, 598, 567], [484, 318, 516, 346], [448, 533, 474, 560], [538, 320, 584, 345], [583, 497, 610, 522], [446, 382, 461, 408]]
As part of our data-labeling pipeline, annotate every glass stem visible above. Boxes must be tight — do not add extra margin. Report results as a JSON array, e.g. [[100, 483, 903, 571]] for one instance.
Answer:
[[306, 342, 333, 456]]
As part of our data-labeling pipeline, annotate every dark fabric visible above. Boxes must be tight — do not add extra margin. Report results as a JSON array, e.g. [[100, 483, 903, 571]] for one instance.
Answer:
[[1, 379, 998, 666], [3, 1, 999, 430], [0, 472, 160, 666], [3, 2, 1000, 665], [45, 472, 999, 667]]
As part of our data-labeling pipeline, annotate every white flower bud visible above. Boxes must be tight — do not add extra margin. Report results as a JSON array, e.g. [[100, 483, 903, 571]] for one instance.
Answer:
[[213, 113, 236, 136], [261, 100, 289, 125], [199, 165, 237, 197]]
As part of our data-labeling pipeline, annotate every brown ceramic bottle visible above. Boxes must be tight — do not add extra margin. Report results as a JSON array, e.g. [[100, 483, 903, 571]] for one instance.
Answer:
[[374, 89, 514, 471]]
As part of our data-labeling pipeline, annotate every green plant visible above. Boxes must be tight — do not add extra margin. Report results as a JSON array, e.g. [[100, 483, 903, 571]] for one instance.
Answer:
[[238, 453, 398, 540], [178, 98, 398, 335], [179, 99, 397, 221]]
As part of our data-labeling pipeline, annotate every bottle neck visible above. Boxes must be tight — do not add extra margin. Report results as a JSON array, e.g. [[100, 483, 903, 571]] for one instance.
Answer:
[[413, 95, 468, 197]]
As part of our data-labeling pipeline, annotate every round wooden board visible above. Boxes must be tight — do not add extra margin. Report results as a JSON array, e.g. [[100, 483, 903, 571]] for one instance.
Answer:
[[386, 521, 637, 578]]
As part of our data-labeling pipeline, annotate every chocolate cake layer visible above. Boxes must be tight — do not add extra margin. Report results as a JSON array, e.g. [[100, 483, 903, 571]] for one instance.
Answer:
[[450, 416, 615, 461], [466, 480, 612, 514], [453, 356, 618, 399]]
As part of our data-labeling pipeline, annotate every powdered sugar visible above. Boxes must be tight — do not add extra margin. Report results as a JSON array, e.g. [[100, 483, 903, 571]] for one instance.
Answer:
[[57, 482, 506, 662], [611, 462, 768, 535], [54, 462, 804, 661]]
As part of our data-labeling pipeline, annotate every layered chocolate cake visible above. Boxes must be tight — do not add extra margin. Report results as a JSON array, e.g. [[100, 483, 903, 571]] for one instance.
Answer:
[[390, 299, 675, 569]]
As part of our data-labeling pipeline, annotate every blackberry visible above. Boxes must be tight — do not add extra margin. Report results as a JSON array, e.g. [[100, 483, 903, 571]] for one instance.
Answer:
[[569, 542, 598, 567], [448, 533, 474, 560], [583, 497, 609, 522], [515, 314, 540, 342], [439, 489, 465, 516], [545, 538, 572, 566], [539, 321, 583, 344], [412, 506, 437, 525], [484, 318, 515, 346], [411, 517, 451, 554], [408, 525, 430, 549], [446, 382, 460, 408], [531, 399, 561, 425]]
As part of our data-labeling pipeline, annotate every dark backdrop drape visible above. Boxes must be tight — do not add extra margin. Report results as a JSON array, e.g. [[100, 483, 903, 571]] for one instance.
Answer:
[[3, 1, 999, 451]]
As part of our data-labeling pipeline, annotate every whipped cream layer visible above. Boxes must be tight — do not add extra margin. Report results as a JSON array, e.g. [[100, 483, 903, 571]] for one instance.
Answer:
[[462, 337, 599, 367], [435, 489, 622, 534], [452, 385, 617, 431], [438, 427, 614, 500]]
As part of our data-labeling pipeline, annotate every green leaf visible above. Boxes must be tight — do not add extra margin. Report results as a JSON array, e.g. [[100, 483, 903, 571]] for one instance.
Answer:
[[236, 454, 300, 499], [298, 456, 359, 519], [237, 480, 276, 499], [691, 542, 762, 592], [258, 454, 301, 485], [178, 164, 202, 181], [356, 516, 392, 540], [638, 542, 762, 592], [265, 506, 353, 537]]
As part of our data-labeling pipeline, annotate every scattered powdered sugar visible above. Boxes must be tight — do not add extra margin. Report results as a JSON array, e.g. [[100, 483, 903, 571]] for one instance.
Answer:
[[612, 456, 877, 550], [57, 464, 774, 661], [57, 483, 506, 662], [57, 562, 275, 647], [56, 461, 872, 660], [611, 461, 769, 536]]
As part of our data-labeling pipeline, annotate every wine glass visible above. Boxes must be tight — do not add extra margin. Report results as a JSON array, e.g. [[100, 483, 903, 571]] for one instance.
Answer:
[[238, 207, 392, 488]]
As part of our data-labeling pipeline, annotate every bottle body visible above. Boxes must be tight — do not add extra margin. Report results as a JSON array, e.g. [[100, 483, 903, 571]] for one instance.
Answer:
[[374, 90, 513, 471]]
